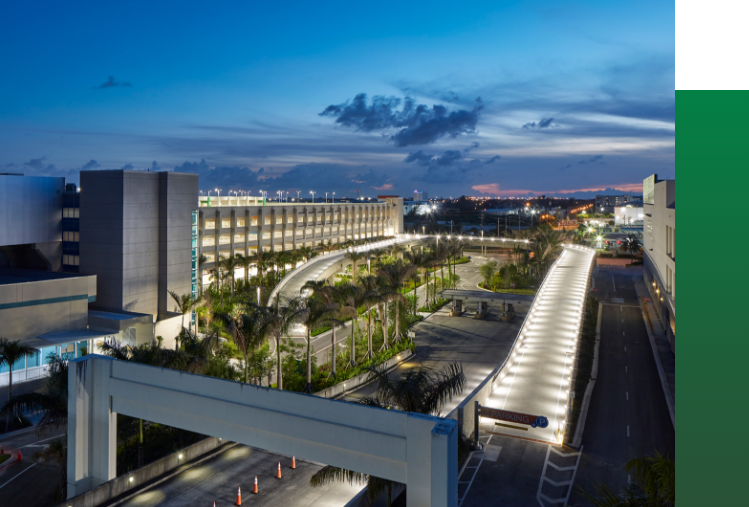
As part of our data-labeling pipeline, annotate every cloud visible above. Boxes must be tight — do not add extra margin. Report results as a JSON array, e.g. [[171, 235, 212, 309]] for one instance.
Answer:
[[435, 150, 463, 166], [151, 161, 162, 171], [558, 163, 573, 171], [463, 142, 480, 153], [319, 93, 483, 146], [522, 117, 554, 129], [485, 155, 501, 164], [577, 155, 604, 165], [403, 150, 433, 166], [94, 76, 132, 89], [373, 183, 394, 191], [121, 163, 134, 170], [472, 183, 501, 195], [81, 159, 100, 171], [23, 156, 48, 170]]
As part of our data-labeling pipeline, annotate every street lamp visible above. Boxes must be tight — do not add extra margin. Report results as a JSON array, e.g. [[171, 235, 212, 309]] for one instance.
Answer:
[[310, 191, 316, 203], [332, 191, 336, 202], [325, 192, 328, 203]]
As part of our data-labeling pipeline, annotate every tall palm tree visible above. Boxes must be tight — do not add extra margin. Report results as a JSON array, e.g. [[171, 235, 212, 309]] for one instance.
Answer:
[[376, 261, 415, 343], [358, 275, 383, 360], [219, 254, 240, 295], [235, 253, 253, 285], [333, 282, 363, 369], [168, 290, 198, 349], [197, 253, 208, 296], [214, 304, 274, 383], [344, 249, 365, 282], [387, 242, 404, 261], [619, 234, 643, 261], [298, 246, 315, 263], [311, 468, 398, 507], [297, 295, 338, 393], [266, 295, 304, 390], [0, 338, 38, 402]]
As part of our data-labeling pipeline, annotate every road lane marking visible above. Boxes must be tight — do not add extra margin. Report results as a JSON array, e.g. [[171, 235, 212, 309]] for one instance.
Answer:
[[623, 331, 626, 336], [0, 463, 37, 490], [626, 391, 629, 400], [612, 275, 616, 292], [625, 366, 628, 373], [627, 426, 630, 437], [624, 346, 627, 352], [21, 434, 65, 448]]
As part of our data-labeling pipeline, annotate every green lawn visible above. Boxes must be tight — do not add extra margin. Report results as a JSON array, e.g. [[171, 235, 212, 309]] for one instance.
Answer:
[[0, 454, 10, 465]]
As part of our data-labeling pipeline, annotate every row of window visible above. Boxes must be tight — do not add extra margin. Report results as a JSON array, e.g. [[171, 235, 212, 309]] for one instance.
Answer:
[[202, 225, 386, 248], [63, 207, 80, 218], [63, 231, 80, 241], [63, 254, 80, 266], [203, 211, 390, 229]]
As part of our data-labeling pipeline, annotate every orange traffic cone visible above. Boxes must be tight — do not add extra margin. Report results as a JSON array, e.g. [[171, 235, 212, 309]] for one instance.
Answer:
[[252, 476, 259, 494], [17, 450, 22, 461], [276, 462, 282, 479], [291, 456, 296, 469], [235, 486, 242, 505], [0, 443, 4, 454]]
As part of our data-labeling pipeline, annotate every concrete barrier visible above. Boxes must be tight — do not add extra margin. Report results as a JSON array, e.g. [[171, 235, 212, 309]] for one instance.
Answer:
[[314, 349, 414, 399], [61, 436, 227, 507]]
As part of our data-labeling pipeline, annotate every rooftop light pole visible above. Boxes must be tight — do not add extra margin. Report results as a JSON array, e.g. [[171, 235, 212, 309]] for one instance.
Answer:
[[310, 191, 316, 203]]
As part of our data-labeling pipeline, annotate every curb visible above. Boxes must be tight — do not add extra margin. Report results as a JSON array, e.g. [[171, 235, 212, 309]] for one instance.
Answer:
[[0, 452, 21, 472], [634, 284, 676, 429], [569, 303, 603, 448]]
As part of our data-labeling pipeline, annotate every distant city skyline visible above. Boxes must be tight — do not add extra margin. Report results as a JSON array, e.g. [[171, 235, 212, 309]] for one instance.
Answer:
[[0, 1, 674, 198]]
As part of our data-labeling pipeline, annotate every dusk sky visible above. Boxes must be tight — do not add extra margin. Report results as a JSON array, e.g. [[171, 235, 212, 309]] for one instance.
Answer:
[[0, 1, 674, 198]]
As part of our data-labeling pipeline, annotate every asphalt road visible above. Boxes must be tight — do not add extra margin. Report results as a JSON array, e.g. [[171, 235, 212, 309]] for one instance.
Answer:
[[0, 426, 66, 507], [110, 445, 361, 507], [567, 267, 675, 505]]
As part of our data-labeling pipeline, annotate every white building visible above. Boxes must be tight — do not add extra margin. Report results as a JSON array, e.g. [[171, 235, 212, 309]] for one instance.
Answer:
[[413, 190, 428, 201], [614, 201, 644, 226], [642, 174, 675, 349]]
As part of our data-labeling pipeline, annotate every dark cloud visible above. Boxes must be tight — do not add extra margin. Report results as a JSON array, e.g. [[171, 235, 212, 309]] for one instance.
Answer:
[[319, 93, 483, 146], [578, 155, 604, 165], [81, 159, 100, 171], [485, 155, 501, 164], [121, 163, 134, 170], [94, 76, 132, 89], [23, 156, 48, 170], [522, 117, 554, 129], [558, 163, 573, 171], [403, 150, 433, 166], [435, 150, 463, 166], [151, 161, 162, 171]]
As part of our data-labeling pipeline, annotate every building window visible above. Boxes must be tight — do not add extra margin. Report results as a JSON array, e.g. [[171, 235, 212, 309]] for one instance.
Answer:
[[264, 217, 271, 225], [219, 234, 231, 245], [273, 231, 283, 238], [204, 253, 215, 263], [236, 218, 246, 227], [251, 216, 259, 226], [63, 254, 80, 266], [203, 236, 215, 247], [276, 216, 284, 224], [205, 219, 216, 230], [234, 234, 245, 243], [262, 232, 270, 239], [222, 218, 231, 229], [63, 231, 80, 241]]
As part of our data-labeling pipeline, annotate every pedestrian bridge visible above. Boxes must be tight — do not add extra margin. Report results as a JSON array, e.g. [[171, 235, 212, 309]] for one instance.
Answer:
[[67, 355, 458, 507]]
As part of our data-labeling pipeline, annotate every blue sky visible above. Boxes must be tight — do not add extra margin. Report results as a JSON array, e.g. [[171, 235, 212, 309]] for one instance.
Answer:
[[0, 1, 674, 198]]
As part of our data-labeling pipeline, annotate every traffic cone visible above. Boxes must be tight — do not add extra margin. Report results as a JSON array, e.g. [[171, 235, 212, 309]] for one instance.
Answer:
[[1, 443, 4, 454], [235, 486, 241, 505], [17, 450, 22, 461], [276, 462, 282, 479], [291, 456, 296, 469], [252, 476, 259, 494]]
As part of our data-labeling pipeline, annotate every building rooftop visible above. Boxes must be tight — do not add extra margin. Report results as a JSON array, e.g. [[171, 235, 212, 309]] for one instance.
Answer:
[[0, 268, 88, 286]]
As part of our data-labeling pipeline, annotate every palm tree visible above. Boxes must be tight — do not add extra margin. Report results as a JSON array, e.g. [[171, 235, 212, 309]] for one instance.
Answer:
[[0, 338, 38, 403], [298, 245, 315, 263], [297, 294, 338, 393], [197, 253, 208, 296], [214, 304, 274, 383], [479, 261, 499, 290], [311, 361, 466, 506], [168, 290, 198, 349], [321, 239, 336, 255], [578, 452, 674, 507], [358, 275, 383, 360], [376, 261, 415, 343], [235, 253, 253, 285], [218, 254, 240, 295], [619, 234, 643, 261], [333, 282, 363, 369], [387, 242, 404, 261], [344, 249, 365, 282], [267, 295, 305, 390]]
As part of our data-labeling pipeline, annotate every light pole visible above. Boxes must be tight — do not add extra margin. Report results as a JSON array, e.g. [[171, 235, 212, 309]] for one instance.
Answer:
[[332, 191, 336, 203], [297, 190, 300, 200], [325, 192, 328, 203], [310, 191, 316, 203]]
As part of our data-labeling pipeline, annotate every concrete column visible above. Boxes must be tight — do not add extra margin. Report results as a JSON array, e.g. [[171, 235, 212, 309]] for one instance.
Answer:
[[67, 356, 117, 499], [431, 420, 459, 507]]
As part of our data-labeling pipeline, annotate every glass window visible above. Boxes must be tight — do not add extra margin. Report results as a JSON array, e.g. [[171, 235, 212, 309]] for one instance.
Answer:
[[234, 234, 245, 242], [221, 218, 231, 228], [203, 237, 215, 246], [41, 346, 56, 364], [77, 341, 87, 357], [276, 217, 283, 224], [236, 218, 246, 227], [27, 349, 40, 368], [251, 216, 258, 226], [219, 235, 231, 245], [264, 217, 271, 225], [205, 219, 216, 230]]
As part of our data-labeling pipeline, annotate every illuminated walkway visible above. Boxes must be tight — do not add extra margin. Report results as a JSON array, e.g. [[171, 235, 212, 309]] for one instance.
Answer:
[[481, 245, 595, 443]]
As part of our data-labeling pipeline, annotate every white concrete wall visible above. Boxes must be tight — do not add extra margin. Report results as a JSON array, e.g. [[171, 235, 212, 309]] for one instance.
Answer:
[[68, 355, 458, 507]]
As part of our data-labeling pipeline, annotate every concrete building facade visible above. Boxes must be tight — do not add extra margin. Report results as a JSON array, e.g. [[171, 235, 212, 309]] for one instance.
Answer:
[[197, 195, 403, 284], [595, 193, 642, 213], [79, 170, 199, 344], [614, 201, 644, 226], [642, 174, 675, 349]]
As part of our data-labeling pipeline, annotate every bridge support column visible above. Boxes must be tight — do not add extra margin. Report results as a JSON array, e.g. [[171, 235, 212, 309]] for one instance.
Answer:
[[67, 356, 117, 499]]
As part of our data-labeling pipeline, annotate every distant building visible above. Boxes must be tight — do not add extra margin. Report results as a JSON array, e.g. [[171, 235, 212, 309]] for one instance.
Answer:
[[595, 194, 642, 213], [642, 174, 675, 350], [413, 190, 428, 202], [614, 200, 644, 226], [484, 208, 520, 216]]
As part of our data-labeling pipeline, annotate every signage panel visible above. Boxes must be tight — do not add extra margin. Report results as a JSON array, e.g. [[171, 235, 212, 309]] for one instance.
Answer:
[[479, 406, 549, 429]]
